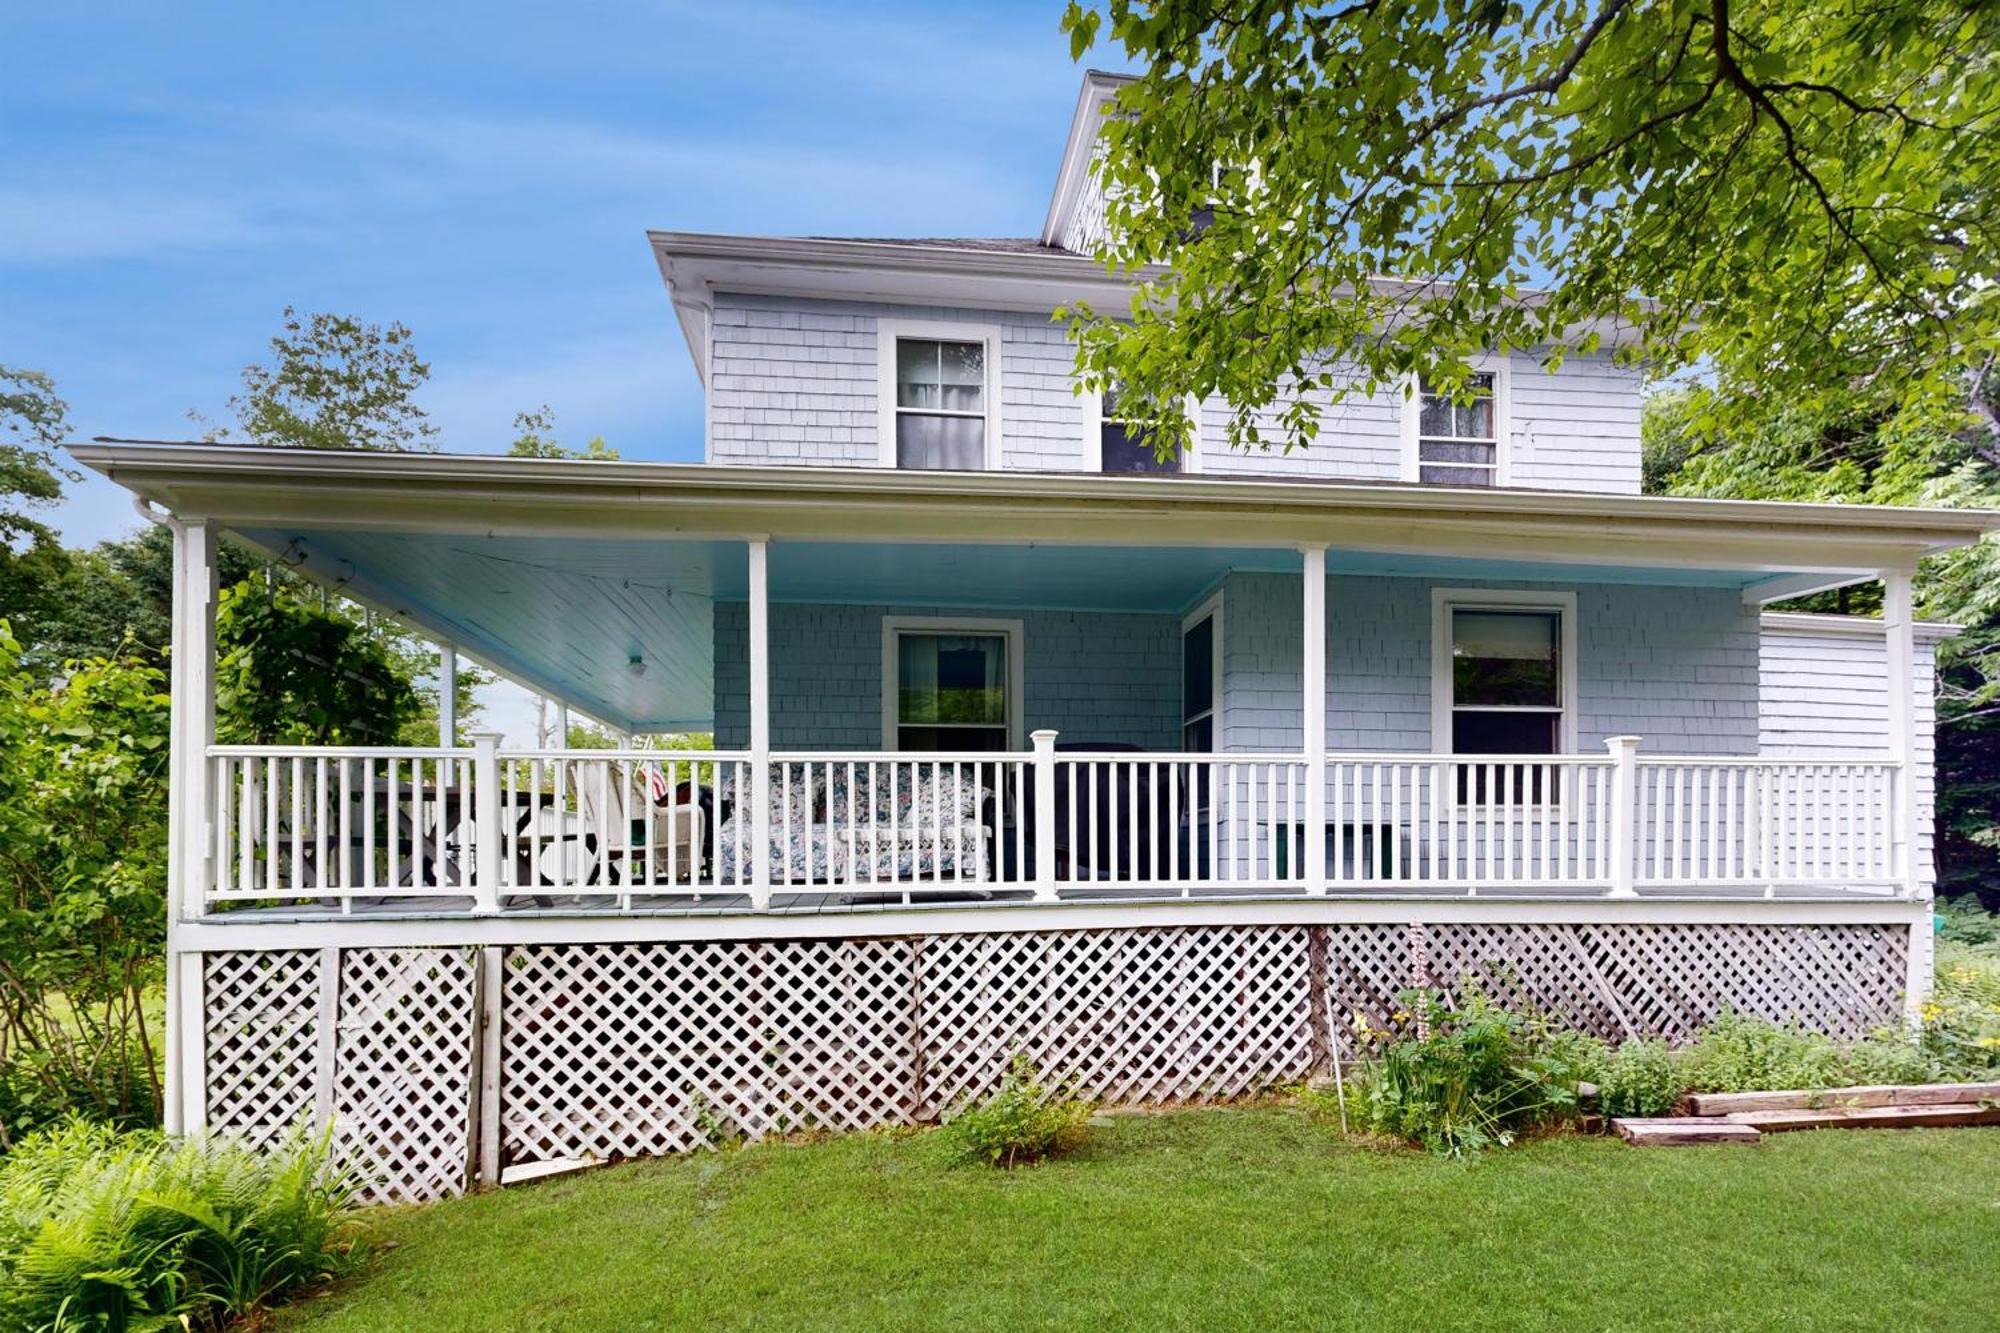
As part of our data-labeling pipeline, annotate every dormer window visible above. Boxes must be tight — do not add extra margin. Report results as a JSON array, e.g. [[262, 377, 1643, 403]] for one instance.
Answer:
[[1404, 362, 1510, 486], [878, 320, 1002, 470]]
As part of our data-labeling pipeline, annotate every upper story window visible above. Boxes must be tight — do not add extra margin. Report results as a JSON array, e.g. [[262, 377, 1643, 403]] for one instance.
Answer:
[[878, 319, 1002, 470], [1100, 382, 1182, 474], [1404, 362, 1509, 486], [1086, 381, 1198, 474]]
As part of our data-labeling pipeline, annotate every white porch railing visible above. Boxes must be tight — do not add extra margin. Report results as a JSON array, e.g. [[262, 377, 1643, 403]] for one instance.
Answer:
[[199, 735, 1911, 915]]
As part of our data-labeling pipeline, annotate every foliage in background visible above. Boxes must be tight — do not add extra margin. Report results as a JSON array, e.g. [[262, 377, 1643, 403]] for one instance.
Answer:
[[1059, 0, 1997, 465], [214, 584, 420, 746], [0, 1119, 366, 1332], [204, 306, 439, 453], [938, 1056, 1093, 1168], [1644, 384, 2000, 900], [0, 626, 170, 1147], [507, 405, 619, 460], [1594, 1038, 1680, 1118]]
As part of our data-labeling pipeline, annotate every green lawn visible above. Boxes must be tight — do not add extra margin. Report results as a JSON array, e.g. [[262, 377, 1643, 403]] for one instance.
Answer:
[[281, 1110, 2000, 1332]]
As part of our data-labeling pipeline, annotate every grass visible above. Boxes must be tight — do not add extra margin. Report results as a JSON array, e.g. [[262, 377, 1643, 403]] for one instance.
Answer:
[[277, 1110, 2000, 1332]]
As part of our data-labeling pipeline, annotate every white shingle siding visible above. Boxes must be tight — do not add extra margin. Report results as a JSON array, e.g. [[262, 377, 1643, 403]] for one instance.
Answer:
[[1758, 621, 1944, 893], [715, 601, 1180, 750], [707, 292, 1643, 490], [1219, 574, 1760, 756]]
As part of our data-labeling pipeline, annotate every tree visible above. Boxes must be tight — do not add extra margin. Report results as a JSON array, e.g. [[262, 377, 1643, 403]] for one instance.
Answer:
[[213, 584, 421, 745], [0, 624, 171, 1141], [1058, 1, 1999, 462], [0, 366, 72, 549], [209, 307, 439, 451], [507, 406, 618, 460]]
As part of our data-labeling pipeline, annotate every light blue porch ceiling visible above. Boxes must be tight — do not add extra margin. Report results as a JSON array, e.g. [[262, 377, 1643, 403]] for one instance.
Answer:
[[235, 528, 1802, 733]]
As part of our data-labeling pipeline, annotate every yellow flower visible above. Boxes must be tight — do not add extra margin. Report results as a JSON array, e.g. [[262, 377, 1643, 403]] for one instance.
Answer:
[[1920, 1002, 1944, 1023]]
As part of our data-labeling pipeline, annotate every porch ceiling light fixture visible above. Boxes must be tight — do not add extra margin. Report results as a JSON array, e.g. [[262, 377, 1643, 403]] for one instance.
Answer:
[[626, 652, 647, 677]]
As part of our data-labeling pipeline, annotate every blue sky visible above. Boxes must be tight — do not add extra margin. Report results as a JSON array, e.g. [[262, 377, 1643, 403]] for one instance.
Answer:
[[4, 1, 1108, 550]]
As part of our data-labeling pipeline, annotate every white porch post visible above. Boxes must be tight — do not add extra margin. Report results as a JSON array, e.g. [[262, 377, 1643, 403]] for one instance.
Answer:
[[1606, 735, 1641, 899], [437, 644, 457, 747], [552, 702, 569, 749], [165, 518, 217, 1136], [748, 538, 772, 909], [468, 729, 503, 914], [1031, 729, 1059, 901], [1301, 546, 1328, 894], [1882, 567, 1931, 1024], [1882, 569, 1921, 900]]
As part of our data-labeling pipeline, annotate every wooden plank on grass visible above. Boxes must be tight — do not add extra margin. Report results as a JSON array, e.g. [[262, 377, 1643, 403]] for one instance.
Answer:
[[1613, 1118, 1761, 1146], [1726, 1103, 2000, 1133], [1688, 1082, 2000, 1116]]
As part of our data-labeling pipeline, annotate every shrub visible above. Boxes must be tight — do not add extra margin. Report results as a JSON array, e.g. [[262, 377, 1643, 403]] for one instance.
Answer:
[[0, 1118, 366, 1331], [1351, 992, 1589, 1157], [1597, 1039, 1679, 1117], [939, 1057, 1092, 1168], [1922, 937, 2000, 1074], [1677, 1013, 1847, 1093]]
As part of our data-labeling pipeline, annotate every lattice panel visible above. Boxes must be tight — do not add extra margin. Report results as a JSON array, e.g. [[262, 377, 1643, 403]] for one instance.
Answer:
[[1421, 923, 1908, 1042], [501, 938, 919, 1165], [330, 948, 478, 1204], [201, 920, 1915, 1193], [918, 926, 1317, 1114], [1321, 924, 1419, 1045], [203, 949, 321, 1150]]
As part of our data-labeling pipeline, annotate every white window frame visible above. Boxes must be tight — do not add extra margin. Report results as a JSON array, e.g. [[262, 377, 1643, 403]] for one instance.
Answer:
[[1401, 355, 1511, 487], [1080, 386, 1204, 474], [1429, 588, 1578, 756], [877, 318, 1004, 471], [881, 615, 1025, 751], [1180, 588, 1224, 752]]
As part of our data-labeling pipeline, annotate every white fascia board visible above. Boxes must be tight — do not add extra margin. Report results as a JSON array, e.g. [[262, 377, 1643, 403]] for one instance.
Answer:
[[69, 444, 2000, 579], [169, 892, 1927, 953], [1760, 611, 1965, 644]]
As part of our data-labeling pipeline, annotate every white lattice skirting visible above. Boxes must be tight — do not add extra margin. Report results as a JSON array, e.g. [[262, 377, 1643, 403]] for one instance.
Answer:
[[199, 920, 1910, 1202]]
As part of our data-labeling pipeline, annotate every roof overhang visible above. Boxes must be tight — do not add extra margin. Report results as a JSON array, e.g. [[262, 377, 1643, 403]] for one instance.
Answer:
[[1042, 69, 1135, 245], [74, 441, 1997, 580], [650, 231, 1149, 384]]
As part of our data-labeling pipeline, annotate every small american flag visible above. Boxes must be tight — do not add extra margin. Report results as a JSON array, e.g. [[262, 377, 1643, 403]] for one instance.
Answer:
[[642, 763, 671, 805]]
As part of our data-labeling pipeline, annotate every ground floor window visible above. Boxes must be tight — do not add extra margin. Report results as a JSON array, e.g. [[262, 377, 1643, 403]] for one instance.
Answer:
[[1431, 589, 1577, 800], [882, 617, 1022, 751]]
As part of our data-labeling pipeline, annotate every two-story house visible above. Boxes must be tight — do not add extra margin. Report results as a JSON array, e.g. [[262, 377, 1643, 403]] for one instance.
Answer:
[[77, 71, 1994, 1200]]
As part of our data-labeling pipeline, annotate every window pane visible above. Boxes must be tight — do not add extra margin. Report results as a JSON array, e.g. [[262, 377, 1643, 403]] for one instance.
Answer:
[[898, 633, 1007, 727], [896, 338, 982, 412], [1452, 609, 1559, 706], [1420, 464, 1495, 486], [899, 725, 1007, 753], [896, 413, 985, 469], [1455, 391, 1494, 439], [1418, 393, 1455, 438], [1182, 614, 1214, 720], [1182, 715, 1213, 754], [1452, 710, 1559, 755], [1418, 440, 1496, 465], [1101, 421, 1180, 473]]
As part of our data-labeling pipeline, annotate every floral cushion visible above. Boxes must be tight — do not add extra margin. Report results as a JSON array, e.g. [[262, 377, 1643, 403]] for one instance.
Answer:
[[713, 762, 990, 885]]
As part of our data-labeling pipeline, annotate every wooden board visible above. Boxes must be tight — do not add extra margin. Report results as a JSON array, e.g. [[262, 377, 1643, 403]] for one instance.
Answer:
[[1613, 1117, 1762, 1146], [1688, 1082, 2000, 1116], [1726, 1102, 2000, 1132]]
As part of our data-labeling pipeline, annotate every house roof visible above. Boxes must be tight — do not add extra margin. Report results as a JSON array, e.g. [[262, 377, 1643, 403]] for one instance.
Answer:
[[71, 440, 1999, 731]]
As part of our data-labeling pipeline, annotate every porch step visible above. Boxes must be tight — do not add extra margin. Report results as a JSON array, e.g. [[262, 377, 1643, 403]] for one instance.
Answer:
[[1612, 1117, 1761, 1146], [1687, 1081, 2000, 1116], [1725, 1102, 2000, 1133]]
